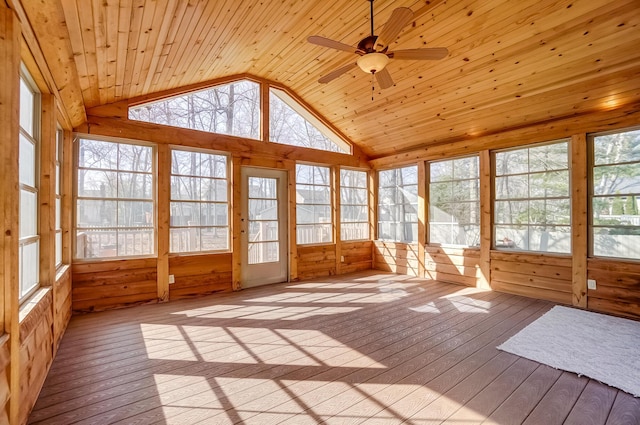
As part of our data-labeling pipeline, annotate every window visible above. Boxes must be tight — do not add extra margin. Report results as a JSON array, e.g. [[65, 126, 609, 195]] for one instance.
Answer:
[[340, 169, 369, 240], [378, 166, 418, 243], [591, 128, 640, 259], [429, 156, 480, 246], [19, 72, 40, 300], [76, 138, 154, 259], [129, 79, 260, 140], [296, 164, 332, 244], [55, 127, 63, 267], [494, 140, 571, 253], [170, 149, 229, 252], [270, 88, 350, 154]]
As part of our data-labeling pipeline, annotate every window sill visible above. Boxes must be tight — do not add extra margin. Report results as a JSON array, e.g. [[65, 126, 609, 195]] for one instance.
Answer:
[[19, 286, 52, 324]]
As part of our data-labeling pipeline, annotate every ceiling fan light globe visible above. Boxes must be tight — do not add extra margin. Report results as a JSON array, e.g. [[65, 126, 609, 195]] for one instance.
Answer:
[[357, 52, 389, 74]]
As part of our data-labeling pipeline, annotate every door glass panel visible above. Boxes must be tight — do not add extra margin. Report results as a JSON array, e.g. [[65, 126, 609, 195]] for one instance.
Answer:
[[248, 177, 279, 264]]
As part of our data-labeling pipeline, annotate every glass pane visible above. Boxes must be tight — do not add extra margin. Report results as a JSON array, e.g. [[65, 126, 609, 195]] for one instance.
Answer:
[[202, 178, 227, 202], [199, 154, 227, 178], [78, 170, 116, 198], [495, 149, 528, 175], [452, 180, 479, 201], [592, 197, 639, 225], [201, 203, 228, 226], [171, 176, 200, 200], [593, 228, 640, 259], [117, 230, 154, 256], [341, 205, 368, 221], [313, 205, 332, 223], [20, 190, 37, 238], [131, 80, 260, 140], [495, 200, 528, 224], [55, 232, 62, 266], [55, 198, 61, 229], [495, 175, 528, 199], [170, 202, 200, 226], [77, 199, 117, 227], [495, 225, 526, 249], [340, 187, 367, 205], [249, 199, 277, 220], [401, 166, 418, 184], [593, 163, 640, 195], [249, 177, 277, 198], [430, 160, 453, 182], [19, 135, 35, 186], [118, 201, 153, 227], [20, 241, 39, 298], [118, 144, 152, 172], [341, 222, 369, 241], [248, 241, 280, 264], [20, 78, 35, 136], [430, 223, 480, 246], [528, 226, 571, 253], [118, 173, 153, 199], [201, 227, 229, 251], [270, 89, 346, 153], [170, 228, 201, 253], [529, 142, 568, 172], [530, 171, 569, 198], [594, 129, 640, 165], [453, 156, 479, 180], [55, 164, 61, 195], [76, 230, 117, 258], [171, 150, 197, 176], [430, 181, 453, 204], [341, 169, 367, 188], [296, 223, 332, 244], [249, 220, 278, 242], [79, 139, 118, 169]]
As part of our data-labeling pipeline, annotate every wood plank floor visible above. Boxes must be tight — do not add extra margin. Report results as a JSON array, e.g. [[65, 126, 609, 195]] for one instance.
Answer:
[[28, 271, 640, 425]]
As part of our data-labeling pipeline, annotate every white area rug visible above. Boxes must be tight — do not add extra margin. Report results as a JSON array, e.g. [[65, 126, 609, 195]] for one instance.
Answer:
[[497, 305, 640, 397]]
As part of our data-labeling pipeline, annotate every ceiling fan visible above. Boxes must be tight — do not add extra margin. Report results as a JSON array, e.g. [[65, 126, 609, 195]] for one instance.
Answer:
[[307, 0, 449, 89]]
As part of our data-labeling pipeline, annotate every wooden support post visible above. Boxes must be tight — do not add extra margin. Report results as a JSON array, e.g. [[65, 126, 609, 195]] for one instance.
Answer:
[[287, 161, 298, 281], [156, 144, 170, 301], [39, 94, 56, 288], [260, 82, 270, 143], [231, 155, 242, 290], [571, 134, 588, 308], [478, 150, 492, 289], [369, 170, 378, 269], [61, 130, 73, 265], [417, 161, 427, 278], [334, 166, 342, 275], [0, 5, 21, 423]]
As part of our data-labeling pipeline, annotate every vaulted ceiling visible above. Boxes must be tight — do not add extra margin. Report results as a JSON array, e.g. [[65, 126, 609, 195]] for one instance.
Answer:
[[18, 0, 640, 159]]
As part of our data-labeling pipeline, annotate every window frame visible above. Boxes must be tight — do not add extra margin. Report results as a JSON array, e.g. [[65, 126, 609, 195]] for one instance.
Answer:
[[169, 146, 231, 254], [427, 155, 480, 247], [295, 163, 333, 245], [55, 125, 63, 268], [339, 168, 369, 241], [492, 139, 572, 254], [377, 165, 419, 244], [588, 126, 640, 260], [74, 136, 156, 260], [19, 68, 41, 302]]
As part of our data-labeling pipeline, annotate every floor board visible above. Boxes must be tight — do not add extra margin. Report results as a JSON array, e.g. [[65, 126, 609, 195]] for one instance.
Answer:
[[28, 271, 639, 424]]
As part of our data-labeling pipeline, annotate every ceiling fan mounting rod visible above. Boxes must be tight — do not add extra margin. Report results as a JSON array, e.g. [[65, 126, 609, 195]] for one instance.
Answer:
[[369, 0, 375, 37]]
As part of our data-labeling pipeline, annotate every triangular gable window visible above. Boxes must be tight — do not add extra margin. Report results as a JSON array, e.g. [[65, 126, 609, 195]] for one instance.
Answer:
[[129, 80, 260, 140], [270, 88, 351, 154]]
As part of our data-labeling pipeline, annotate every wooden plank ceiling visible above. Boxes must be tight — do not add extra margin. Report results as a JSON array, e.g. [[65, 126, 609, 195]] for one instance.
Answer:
[[20, 0, 640, 159]]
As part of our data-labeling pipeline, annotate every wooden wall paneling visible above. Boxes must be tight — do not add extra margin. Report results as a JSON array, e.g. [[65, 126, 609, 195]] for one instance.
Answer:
[[168, 253, 232, 300], [490, 251, 573, 304], [71, 258, 158, 312], [334, 166, 341, 275], [478, 150, 492, 289], [231, 155, 242, 290], [417, 161, 426, 278], [0, 335, 9, 425], [156, 144, 170, 301], [296, 245, 336, 280], [571, 134, 588, 308], [587, 258, 640, 319], [39, 93, 56, 288], [18, 290, 53, 424], [424, 246, 480, 287], [374, 241, 420, 277], [53, 267, 71, 351], [339, 241, 373, 274], [0, 5, 21, 423]]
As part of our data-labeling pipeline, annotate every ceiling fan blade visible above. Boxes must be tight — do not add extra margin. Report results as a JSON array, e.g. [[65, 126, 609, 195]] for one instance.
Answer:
[[376, 7, 414, 50], [389, 47, 449, 60], [308, 36, 358, 54], [375, 68, 394, 89], [318, 62, 358, 84]]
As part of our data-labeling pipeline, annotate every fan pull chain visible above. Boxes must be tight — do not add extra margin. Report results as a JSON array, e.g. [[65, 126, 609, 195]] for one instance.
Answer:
[[371, 72, 375, 101]]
